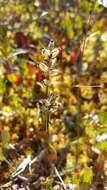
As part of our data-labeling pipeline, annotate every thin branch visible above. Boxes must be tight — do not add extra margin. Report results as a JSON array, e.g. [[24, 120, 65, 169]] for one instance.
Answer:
[[29, 149, 47, 166], [0, 181, 12, 188], [54, 166, 66, 190], [51, 167, 75, 178], [11, 156, 31, 178], [71, 85, 103, 88]]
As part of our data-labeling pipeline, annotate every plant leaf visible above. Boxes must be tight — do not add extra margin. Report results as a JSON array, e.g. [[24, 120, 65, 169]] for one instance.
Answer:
[[99, 112, 107, 125], [96, 141, 107, 150], [81, 167, 93, 184], [1, 130, 10, 153]]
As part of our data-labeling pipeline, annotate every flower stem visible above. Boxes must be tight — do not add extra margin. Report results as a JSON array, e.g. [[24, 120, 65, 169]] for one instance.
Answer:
[[45, 65, 50, 141]]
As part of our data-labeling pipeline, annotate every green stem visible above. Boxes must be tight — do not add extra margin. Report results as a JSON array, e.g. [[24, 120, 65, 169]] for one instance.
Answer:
[[81, 0, 97, 61], [45, 66, 50, 141]]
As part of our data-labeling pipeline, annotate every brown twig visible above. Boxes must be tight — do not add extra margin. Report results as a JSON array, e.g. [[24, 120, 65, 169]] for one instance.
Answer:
[[29, 149, 47, 166]]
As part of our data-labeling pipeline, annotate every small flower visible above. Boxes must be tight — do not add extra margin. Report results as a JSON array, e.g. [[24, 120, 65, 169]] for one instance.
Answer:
[[51, 48, 60, 59], [66, 183, 76, 190], [42, 48, 51, 60]]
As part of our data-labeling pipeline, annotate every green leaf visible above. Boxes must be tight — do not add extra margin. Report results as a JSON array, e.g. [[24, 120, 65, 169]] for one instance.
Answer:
[[81, 167, 93, 184], [0, 80, 5, 94], [0, 26, 7, 40], [61, 13, 74, 40], [98, 127, 107, 133], [1, 130, 10, 154], [0, 148, 5, 162], [99, 112, 107, 125], [96, 141, 107, 150]]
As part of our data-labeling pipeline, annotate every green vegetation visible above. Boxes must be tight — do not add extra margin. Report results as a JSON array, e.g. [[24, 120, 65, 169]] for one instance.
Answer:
[[0, 0, 107, 189]]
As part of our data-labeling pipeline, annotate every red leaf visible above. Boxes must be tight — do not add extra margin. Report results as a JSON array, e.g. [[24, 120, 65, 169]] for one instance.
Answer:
[[27, 64, 35, 77], [14, 74, 22, 85], [70, 47, 81, 63], [93, 160, 104, 172], [37, 68, 43, 81], [56, 38, 63, 49], [47, 152, 57, 161], [15, 32, 32, 48]]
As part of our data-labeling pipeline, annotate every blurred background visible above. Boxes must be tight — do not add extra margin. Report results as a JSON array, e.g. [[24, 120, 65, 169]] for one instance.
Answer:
[[0, 0, 107, 189]]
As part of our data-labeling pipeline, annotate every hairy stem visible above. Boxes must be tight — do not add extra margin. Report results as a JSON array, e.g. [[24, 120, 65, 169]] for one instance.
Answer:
[[45, 62, 50, 141]]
